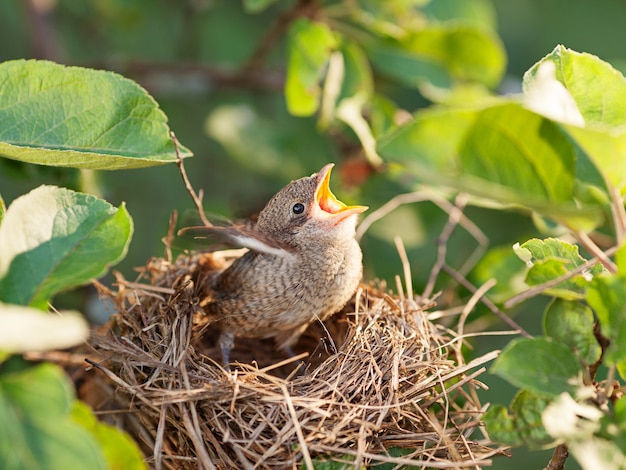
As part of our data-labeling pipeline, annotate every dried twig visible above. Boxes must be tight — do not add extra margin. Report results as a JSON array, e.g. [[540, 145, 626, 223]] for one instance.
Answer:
[[442, 265, 531, 338]]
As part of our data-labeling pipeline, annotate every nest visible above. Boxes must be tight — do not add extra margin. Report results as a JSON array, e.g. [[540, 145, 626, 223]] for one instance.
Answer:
[[79, 250, 503, 469]]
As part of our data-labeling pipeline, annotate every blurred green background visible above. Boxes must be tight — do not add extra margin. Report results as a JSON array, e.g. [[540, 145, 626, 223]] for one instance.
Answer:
[[2, 1, 625, 467]]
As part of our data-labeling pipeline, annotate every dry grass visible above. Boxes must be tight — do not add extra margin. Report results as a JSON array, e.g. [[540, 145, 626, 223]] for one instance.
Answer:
[[77, 249, 504, 470]]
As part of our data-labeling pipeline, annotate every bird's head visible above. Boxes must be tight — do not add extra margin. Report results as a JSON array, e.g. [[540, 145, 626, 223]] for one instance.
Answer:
[[256, 163, 368, 248]]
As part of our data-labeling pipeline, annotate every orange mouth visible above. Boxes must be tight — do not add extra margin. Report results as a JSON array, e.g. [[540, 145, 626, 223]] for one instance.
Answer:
[[314, 164, 368, 221]]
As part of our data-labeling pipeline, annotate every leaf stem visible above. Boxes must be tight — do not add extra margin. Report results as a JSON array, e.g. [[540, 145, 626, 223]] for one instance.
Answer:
[[170, 132, 212, 228], [574, 231, 617, 273]]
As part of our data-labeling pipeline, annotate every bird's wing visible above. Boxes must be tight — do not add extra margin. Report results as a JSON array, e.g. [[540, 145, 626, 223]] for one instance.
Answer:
[[178, 225, 296, 258]]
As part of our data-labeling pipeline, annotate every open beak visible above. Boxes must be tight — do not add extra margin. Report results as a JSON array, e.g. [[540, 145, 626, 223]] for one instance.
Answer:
[[314, 164, 368, 223]]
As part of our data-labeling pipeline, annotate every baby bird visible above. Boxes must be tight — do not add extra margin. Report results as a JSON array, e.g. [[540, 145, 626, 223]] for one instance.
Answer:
[[183, 164, 367, 366]]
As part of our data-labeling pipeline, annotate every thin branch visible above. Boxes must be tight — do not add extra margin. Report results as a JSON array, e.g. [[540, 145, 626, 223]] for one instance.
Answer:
[[170, 131, 211, 227], [442, 265, 531, 338], [244, 0, 320, 71], [574, 231, 617, 273], [455, 278, 497, 363], [608, 184, 626, 246], [543, 443, 568, 470], [162, 210, 178, 262], [356, 191, 435, 241], [94, 60, 284, 92], [504, 245, 620, 309], [393, 236, 413, 302], [423, 193, 468, 300]]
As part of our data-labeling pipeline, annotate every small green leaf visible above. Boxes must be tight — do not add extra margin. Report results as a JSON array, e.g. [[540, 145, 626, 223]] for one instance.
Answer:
[[285, 19, 337, 116], [0, 303, 88, 353], [543, 299, 601, 366], [0, 359, 106, 470], [0, 185, 133, 307], [0, 60, 192, 169], [72, 401, 146, 470], [518, 238, 603, 300], [491, 337, 584, 396], [482, 390, 554, 448]]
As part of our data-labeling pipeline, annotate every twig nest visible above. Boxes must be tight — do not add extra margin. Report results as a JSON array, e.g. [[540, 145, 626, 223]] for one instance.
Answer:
[[85, 252, 502, 469]]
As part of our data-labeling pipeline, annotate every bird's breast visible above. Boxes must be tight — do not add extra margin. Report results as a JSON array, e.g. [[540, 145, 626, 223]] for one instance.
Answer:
[[207, 240, 362, 338]]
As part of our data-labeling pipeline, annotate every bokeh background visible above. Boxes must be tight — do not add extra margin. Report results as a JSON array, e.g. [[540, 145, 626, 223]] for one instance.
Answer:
[[2, 1, 625, 467]]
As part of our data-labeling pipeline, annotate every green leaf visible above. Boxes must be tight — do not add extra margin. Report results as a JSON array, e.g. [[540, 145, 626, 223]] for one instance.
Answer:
[[0, 358, 105, 470], [0, 304, 88, 353], [515, 238, 603, 300], [72, 401, 146, 470], [0, 185, 133, 307], [379, 102, 603, 227], [587, 275, 626, 370], [285, 19, 337, 116], [0, 59, 192, 169], [460, 102, 575, 203], [543, 299, 601, 366], [524, 45, 626, 129], [565, 126, 626, 191], [366, 39, 451, 90], [378, 106, 478, 175], [482, 390, 554, 448], [491, 337, 585, 396], [523, 46, 626, 192], [366, 23, 505, 94]]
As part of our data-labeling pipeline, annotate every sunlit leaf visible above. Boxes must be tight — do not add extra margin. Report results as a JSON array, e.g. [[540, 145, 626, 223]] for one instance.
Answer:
[[0, 185, 133, 307], [0, 304, 88, 353], [524, 45, 626, 129], [0, 60, 192, 169], [285, 19, 337, 116], [524, 46, 626, 192]]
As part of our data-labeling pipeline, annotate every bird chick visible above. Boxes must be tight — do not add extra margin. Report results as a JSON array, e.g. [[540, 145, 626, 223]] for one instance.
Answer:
[[183, 164, 367, 366]]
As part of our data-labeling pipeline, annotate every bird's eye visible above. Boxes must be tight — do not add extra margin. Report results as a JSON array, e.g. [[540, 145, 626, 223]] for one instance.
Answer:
[[292, 203, 305, 215]]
